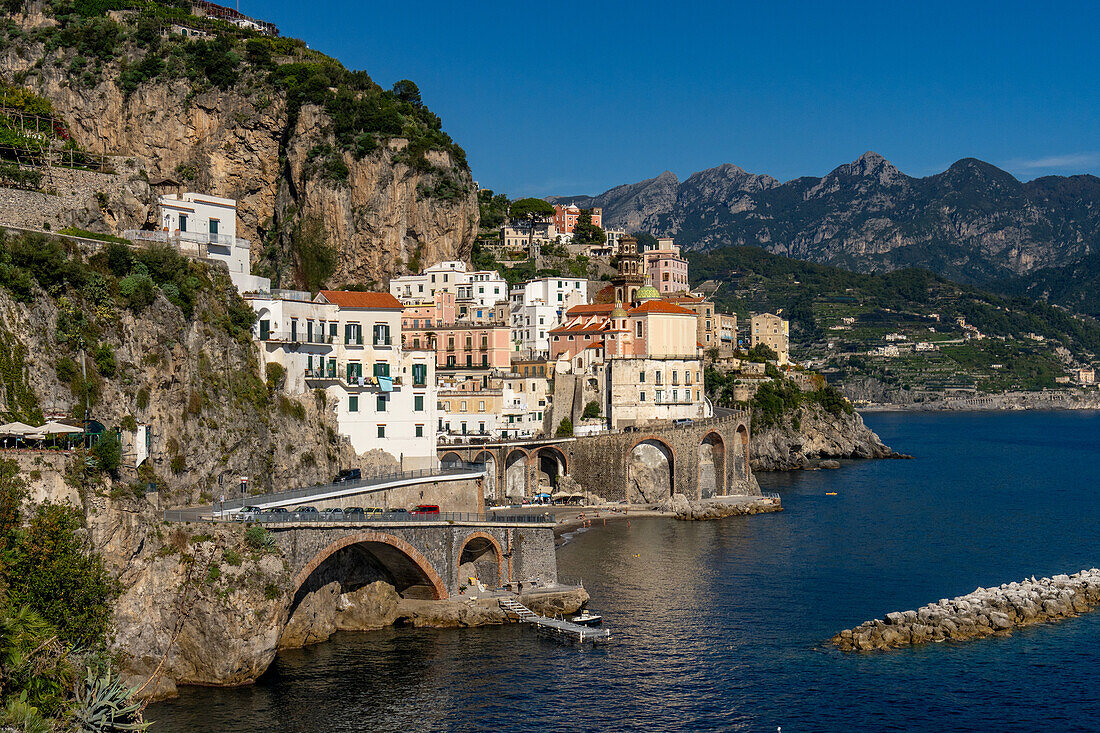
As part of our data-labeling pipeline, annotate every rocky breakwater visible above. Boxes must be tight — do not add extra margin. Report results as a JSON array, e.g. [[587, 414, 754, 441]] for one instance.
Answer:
[[831, 569, 1100, 651], [663, 493, 782, 521]]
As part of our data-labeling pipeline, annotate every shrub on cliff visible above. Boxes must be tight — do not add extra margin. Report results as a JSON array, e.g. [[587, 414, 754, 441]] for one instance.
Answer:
[[4, 503, 115, 650], [556, 418, 574, 437]]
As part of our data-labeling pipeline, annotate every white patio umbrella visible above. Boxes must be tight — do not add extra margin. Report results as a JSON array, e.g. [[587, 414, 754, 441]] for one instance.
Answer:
[[40, 421, 83, 435], [0, 421, 37, 436]]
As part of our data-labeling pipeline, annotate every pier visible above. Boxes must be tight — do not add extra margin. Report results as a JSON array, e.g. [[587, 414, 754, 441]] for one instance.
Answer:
[[499, 597, 611, 644]]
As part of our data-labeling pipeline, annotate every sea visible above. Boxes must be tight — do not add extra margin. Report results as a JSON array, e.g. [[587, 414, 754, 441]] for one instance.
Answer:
[[149, 411, 1100, 732]]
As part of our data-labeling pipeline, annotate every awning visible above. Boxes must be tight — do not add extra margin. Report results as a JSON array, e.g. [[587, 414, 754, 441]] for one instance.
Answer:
[[40, 421, 83, 435], [378, 376, 393, 392], [535, 492, 552, 498], [0, 421, 37, 436]]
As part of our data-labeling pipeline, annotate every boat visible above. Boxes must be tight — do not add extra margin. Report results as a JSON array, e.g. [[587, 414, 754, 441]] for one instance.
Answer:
[[570, 609, 603, 626]]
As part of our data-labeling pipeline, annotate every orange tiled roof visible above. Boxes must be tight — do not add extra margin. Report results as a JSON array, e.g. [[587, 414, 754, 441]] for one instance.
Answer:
[[585, 341, 605, 349], [565, 303, 616, 316], [628, 300, 698, 316], [319, 290, 404, 309]]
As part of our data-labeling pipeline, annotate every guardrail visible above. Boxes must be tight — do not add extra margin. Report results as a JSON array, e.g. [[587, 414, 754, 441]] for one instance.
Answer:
[[163, 509, 553, 525], [197, 463, 486, 514], [761, 491, 780, 501]]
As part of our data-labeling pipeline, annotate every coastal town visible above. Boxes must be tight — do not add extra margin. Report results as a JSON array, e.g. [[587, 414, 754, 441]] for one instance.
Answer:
[[1, 0, 1099, 729], [154, 190, 794, 480]]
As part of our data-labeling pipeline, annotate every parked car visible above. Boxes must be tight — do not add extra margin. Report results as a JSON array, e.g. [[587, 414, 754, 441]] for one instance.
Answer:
[[388, 508, 407, 515], [320, 508, 345, 520], [409, 504, 440, 516], [293, 506, 319, 519], [364, 507, 384, 516], [344, 506, 365, 518], [263, 507, 288, 516], [333, 468, 362, 484], [672, 418, 694, 427], [235, 506, 263, 521]]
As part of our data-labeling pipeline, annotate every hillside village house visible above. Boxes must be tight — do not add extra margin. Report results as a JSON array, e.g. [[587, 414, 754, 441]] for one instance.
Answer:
[[389, 261, 507, 310], [126, 192, 270, 295], [717, 313, 738, 356], [552, 203, 602, 238], [751, 312, 791, 365], [549, 288, 710, 428], [644, 237, 690, 295], [248, 289, 438, 468], [509, 277, 590, 355]]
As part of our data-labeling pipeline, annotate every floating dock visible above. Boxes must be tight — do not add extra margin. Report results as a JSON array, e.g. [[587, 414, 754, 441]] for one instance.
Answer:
[[499, 597, 611, 644]]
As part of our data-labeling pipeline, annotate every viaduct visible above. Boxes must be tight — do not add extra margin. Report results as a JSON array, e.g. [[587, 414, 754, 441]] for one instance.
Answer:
[[438, 411, 756, 504]]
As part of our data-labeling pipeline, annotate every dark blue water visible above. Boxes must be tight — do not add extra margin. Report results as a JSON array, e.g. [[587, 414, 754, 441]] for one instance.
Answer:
[[149, 411, 1100, 731]]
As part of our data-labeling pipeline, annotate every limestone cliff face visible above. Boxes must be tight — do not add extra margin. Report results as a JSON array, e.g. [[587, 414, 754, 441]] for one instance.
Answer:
[[278, 105, 477, 287], [750, 405, 898, 471], [0, 51, 477, 288]]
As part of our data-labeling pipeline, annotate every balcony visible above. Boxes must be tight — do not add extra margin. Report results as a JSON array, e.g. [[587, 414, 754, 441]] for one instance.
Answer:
[[123, 229, 250, 250]]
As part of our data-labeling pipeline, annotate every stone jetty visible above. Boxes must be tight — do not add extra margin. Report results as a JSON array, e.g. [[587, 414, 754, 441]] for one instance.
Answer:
[[831, 568, 1100, 651]]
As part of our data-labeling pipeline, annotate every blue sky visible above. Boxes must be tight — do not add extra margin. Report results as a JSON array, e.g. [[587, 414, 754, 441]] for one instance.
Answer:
[[255, 0, 1099, 197]]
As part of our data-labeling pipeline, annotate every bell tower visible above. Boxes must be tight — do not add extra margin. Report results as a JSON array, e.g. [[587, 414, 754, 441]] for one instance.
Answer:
[[612, 235, 647, 305]]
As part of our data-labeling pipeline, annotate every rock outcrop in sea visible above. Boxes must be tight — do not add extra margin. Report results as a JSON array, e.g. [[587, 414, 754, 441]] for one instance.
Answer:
[[831, 569, 1100, 651], [751, 404, 902, 471], [663, 493, 782, 521]]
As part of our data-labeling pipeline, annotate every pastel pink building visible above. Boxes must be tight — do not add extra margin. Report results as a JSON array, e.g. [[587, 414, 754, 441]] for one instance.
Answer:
[[402, 323, 512, 370], [644, 238, 690, 295], [548, 300, 700, 362], [401, 291, 455, 330]]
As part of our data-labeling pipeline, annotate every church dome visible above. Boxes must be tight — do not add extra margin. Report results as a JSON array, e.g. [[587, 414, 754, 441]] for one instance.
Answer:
[[610, 303, 628, 318], [635, 285, 660, 301]]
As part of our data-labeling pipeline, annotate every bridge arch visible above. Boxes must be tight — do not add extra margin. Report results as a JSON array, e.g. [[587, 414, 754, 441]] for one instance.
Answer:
[[628, 436, 675, 503], [457, 531, 504, 588], [698, 431, 726, 498], [472, 450, 497, 499], [505, 448, 529, 500], [440, 451, 464, 467], [735, 424, 750, 479], [293, 530, 449, 601], [535, 446, 568, 493]]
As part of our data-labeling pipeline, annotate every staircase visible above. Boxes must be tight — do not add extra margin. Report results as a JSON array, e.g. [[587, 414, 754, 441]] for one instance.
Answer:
[[498, 597, 538, 622]]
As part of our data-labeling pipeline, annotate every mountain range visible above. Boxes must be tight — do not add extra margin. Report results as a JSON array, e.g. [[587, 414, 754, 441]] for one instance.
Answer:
[[549, 153, 1100, 309]]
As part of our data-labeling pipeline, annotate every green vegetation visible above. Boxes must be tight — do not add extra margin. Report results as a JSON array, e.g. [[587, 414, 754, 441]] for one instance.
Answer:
[[0, 460, 140, 730], [572, 209, 605, 245], [555, 417, 574, 437], [690, 245, 1100, 394], [582, 401, 601, 419], [290, 217, 335, 294]]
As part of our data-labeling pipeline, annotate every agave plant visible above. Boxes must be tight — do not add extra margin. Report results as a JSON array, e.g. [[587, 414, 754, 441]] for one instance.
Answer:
[[68, 667, 149, 733]]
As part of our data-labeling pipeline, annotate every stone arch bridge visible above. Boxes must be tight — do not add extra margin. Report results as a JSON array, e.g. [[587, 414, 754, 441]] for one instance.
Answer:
[[438, 412, 756, 504], [270, 520, 557, 603]]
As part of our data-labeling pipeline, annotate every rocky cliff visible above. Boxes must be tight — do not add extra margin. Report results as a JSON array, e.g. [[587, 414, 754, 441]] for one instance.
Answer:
[[558, 152, 1100, 289], [750, 404, 900, 471], [0, 8, 478, 289]]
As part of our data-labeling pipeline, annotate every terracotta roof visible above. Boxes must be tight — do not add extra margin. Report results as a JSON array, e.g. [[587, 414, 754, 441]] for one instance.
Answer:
[[628, 300, 698, 316], [585, 341, 605, 350], [565, 303, 615, 316], [667, 295, 705, 304], [319, 290, 404, 309]]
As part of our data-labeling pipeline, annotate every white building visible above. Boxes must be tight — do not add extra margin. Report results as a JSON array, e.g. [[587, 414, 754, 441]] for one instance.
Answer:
[[125, 192, 270, 295], [389, 261, 507, 310], [508, 277, 589, 354], [249, 289, 438, 469]]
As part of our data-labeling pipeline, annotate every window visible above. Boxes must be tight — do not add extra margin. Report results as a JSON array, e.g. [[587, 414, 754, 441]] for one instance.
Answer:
[[415, 424, 424, 437], [447, 356, 455, 367], [373, 363, 390, 378], [636, 322, 643, 337], [377, 425, 386, 438], [478, 400, 486, 412], [481, 335, 488, 349], [673, 389, 678, 401], [414, 395, 424, 411], [479, 422, 486, 434], [640, 392, 646, 401], [481, 355, 488, 367], [412, 363, 427, 386], [373, 323, 391, 346], [349, 396, 358, 412], [178, 214, 188, 232], [460, 401, 467, 411], [466, 355, 473, 367], [346, 362, 362, 383], [345, 323, 363, 345], [639, 371, 646, 382], [327, 358, 336, 378], [374, 394, 388, 412], [656, 390, 663, 402], [209, 219, 219, 236], [329, 322, 338, 338], [656, 371, 663, 385]]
